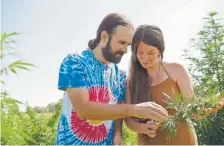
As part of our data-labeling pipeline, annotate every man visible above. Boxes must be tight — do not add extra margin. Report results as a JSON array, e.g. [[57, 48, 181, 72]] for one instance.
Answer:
[[55, 13, 168, 145]]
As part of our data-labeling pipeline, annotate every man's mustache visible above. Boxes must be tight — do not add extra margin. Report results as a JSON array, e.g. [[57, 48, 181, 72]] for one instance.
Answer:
[[115, 51, 124, 56]]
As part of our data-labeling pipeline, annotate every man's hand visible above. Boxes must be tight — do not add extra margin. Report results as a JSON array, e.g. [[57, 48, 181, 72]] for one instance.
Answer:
[[113, 134, 124, 145], [131, 102, 168, 122]]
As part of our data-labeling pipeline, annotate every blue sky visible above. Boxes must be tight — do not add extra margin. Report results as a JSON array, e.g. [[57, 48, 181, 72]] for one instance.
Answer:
[[1, 0, 224, 107]]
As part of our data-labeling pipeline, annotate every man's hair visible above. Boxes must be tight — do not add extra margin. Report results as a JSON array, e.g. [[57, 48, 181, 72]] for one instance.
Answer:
[[88, 13, 133, 49]]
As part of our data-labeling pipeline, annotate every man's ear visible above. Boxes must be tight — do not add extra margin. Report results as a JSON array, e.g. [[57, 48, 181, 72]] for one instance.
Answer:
[[101, 30, 109, 44]]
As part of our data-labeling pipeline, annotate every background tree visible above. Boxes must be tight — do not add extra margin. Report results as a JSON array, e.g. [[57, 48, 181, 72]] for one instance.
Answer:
[[183, 11, 224, 145]]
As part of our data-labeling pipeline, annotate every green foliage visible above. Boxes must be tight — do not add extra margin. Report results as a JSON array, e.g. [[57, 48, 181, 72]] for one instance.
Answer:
[[1, 97, 62, 145], [123, 124, 137, 145], [183, 11, 224, 145], [183, 11, 224, 94], [0, 32, 35, 78], [1, 94, 36, 145], [0, 32, 55, 145], [161, 90, 223, 143]]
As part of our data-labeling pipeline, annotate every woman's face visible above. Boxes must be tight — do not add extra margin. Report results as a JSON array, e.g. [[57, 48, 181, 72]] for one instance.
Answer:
[[136, 41, 160, 69]]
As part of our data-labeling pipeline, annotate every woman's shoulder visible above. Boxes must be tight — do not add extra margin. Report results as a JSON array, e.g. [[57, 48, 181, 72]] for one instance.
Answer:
[[162, 62, 185, 70], [162, 62, 187, 81]]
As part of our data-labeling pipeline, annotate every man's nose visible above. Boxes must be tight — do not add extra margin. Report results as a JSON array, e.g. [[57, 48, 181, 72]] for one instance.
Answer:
[[122, 46, 128, 53]]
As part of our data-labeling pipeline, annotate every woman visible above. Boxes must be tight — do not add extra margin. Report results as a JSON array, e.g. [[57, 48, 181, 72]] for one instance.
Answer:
[[124, 25, 198, 145]]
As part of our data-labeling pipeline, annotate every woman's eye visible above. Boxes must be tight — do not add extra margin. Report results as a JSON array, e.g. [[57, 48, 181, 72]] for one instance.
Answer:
[[148, 53, 154, 55]]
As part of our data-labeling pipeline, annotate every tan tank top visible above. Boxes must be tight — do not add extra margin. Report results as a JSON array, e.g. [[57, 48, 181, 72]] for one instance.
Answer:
[[137, 65, 198, 145]]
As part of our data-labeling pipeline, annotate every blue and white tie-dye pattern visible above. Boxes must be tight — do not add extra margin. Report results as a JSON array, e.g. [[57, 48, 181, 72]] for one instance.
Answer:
[[55, 50, 126, 145]]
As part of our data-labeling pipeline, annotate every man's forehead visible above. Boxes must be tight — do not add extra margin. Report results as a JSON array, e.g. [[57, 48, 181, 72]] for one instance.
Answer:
[[113, 25, 133, 42]]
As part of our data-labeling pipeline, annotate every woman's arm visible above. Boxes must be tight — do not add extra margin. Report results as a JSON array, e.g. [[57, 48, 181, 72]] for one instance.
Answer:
[[174, 63, 194, 98]]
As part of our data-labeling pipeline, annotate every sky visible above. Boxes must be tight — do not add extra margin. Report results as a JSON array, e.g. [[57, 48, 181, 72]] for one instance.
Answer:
[[1, 0, 224, 107]]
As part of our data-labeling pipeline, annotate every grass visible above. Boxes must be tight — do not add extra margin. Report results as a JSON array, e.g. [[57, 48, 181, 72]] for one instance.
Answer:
[[38, 112, 53, 118], [123, 123, 137, 145]]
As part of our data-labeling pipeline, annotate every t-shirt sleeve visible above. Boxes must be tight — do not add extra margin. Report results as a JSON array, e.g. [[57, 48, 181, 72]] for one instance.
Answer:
[[58, 54, 87, 91]]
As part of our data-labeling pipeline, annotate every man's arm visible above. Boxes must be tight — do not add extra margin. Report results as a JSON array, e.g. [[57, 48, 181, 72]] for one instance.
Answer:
[[67, 88, 134, 120], [67, 86, 168, 121]]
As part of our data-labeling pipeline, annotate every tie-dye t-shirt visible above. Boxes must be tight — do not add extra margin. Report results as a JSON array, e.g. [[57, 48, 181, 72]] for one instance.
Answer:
[[55, 50, 126, 145]]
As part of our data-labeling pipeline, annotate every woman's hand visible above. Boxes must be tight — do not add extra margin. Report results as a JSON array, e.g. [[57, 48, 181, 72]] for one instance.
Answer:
[[193, 99, 224, 120], [142, 121, 161, 138]]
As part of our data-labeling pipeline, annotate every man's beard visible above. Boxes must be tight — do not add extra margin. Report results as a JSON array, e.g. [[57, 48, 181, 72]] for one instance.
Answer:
[[102, 37, 124, 64]]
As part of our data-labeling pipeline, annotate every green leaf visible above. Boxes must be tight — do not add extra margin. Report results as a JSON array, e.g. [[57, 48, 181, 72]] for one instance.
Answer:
[[16, 130, 37, 143], [9, 66, 17, 74], [14, 65, 30, 71], [209, 11, 218, 17], [1, 123, 27, 144], [1, 97, 23, 104], [11, 60, 35, 67], [1, 80, 5, 84]]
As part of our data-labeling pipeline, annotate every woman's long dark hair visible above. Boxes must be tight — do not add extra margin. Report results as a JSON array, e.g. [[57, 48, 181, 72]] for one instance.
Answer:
[[129, 25, 165, 104]]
